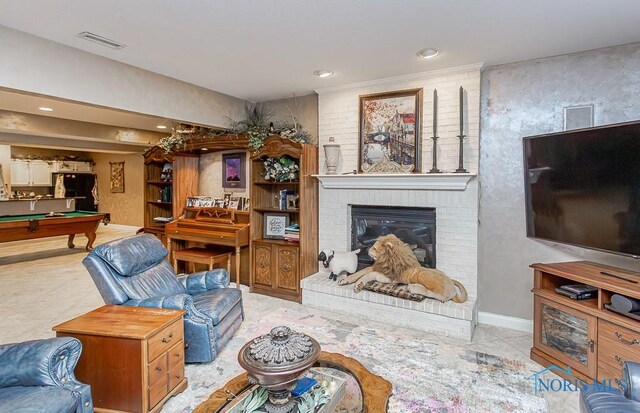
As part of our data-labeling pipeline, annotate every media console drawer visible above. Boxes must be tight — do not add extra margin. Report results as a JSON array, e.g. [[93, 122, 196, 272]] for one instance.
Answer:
[[599, 319, 640, 349]]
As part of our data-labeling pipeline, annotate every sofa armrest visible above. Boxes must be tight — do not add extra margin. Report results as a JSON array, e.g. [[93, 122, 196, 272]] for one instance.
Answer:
[[70, 381, 93, 413], [178, 268, 230, 293], [624, 361, 640, 402], [123, 293, 195, 312], [0, 337, 83, 389]]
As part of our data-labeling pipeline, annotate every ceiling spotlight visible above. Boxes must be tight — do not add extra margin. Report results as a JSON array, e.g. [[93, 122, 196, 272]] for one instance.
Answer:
[[201, 148, 209, 151], [416, 48, 439, 59], [38, 107, 54, 112], [313, 70, 334, 78], [156, 125, 167, 129]]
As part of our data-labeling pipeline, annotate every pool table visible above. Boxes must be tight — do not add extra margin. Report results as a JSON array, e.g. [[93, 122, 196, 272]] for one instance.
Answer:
[[0, 211, 109, 251]]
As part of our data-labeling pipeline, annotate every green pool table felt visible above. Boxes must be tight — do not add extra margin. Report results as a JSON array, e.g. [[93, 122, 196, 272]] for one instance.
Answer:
[[0, 211, 102, 221]]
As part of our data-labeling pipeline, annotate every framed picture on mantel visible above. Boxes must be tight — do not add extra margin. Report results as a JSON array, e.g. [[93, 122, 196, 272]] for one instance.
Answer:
[[358, 88, 422, 173]]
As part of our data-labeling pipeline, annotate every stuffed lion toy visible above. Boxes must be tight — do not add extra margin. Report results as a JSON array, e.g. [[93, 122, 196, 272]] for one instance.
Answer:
[[339, 234, 468, 303]]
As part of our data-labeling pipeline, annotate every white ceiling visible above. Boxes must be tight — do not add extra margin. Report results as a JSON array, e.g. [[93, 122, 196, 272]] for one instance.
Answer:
[[1, 0, 639, 102], [0, 89, 172, 132]]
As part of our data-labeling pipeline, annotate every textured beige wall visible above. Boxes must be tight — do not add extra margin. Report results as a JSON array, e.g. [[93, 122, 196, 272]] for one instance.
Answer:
[[90, 152, 144, 227], [261, 94, 318, 143], [479, 43, 640, 320], [198, 150, 250, 199], [0, 25, 247, 128]]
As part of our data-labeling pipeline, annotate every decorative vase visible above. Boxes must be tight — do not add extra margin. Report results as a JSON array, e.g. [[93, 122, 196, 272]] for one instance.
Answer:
[[238, 326, 321, 413], [54, 174, 66, 198], [323, 137, 340, 175]]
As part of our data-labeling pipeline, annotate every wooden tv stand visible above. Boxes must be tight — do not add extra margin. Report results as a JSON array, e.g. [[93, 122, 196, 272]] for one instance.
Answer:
[[531, 261, 640, 385]]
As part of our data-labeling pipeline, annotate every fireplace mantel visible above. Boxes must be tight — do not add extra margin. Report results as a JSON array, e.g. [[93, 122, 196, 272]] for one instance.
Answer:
[[313, 173, 476, 190]]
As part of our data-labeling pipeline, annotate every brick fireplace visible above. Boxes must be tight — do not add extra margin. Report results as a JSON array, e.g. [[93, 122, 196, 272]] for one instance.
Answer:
[[301, 64, 483, 340]]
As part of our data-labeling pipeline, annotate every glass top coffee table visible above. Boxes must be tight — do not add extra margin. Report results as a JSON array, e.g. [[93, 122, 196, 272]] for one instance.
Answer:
[[193, 352, 392, 412]]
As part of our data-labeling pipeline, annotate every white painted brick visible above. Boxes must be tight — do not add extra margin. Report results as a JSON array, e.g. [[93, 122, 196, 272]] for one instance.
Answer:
[[314, 68, 481, 335]]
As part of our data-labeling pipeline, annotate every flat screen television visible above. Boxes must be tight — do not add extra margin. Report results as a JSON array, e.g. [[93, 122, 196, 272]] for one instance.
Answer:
[[523, 121, 640, 258]]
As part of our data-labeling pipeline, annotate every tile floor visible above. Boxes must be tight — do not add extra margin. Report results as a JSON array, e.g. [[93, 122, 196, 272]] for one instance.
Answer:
[[0, 224, 579, 412]]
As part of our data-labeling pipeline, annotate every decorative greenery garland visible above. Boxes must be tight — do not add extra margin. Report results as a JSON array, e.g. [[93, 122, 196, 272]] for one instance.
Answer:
[[157, 103, 313, 154], [263, 156, 299, 182]]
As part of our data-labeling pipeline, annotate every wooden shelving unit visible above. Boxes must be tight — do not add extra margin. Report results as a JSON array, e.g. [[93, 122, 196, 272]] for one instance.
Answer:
[[531, 261, 640, 385], [249, 136, 318, 302], [143, 146, 199, 244]]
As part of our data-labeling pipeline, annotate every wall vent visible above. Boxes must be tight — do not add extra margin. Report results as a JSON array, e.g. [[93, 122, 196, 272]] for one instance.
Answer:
[[77, 31, 126, 50], [564, 105, 594, 130]]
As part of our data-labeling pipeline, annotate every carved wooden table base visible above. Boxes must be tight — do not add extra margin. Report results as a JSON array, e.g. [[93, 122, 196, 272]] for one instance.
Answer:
[[193, 351, 392, 412]]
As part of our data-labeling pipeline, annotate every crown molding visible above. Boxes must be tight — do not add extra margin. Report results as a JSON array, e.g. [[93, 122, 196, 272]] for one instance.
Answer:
[[314, 62, 485, 95]]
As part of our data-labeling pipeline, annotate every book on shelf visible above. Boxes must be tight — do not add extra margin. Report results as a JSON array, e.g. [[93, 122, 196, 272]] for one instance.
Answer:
[[279, 190, 297, 210], [284, 223, 300, 242]]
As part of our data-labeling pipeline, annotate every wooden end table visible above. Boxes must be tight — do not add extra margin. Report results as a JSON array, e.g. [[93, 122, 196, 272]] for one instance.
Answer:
[[193, 351, 392, 412], [53, 306, 187, 413]]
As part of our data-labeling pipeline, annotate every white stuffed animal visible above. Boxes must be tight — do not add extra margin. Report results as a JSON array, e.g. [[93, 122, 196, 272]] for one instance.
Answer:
[[317, 248, 361, 281]]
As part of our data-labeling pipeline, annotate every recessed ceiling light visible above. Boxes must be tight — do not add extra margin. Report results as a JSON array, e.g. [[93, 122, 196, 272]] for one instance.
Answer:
[[416, 48, 439, 59], [313, 70, 334, 78], [156, 125, 167, 129], [201, 148, 208, 151], [38, 107, 54, 112]]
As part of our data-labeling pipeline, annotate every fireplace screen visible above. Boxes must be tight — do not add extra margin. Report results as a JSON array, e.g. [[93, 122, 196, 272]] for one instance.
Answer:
[[350, 205, 436, 271]]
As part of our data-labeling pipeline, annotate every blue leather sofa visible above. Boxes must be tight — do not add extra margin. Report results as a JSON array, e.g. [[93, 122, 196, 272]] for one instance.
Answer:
[[580, 362, 640, 412], [83, 234, 243, 363], [0, 337, 93, 413]]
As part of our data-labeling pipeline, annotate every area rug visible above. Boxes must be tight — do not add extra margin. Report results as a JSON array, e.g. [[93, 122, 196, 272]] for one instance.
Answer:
[[161, 308, 547, 413]]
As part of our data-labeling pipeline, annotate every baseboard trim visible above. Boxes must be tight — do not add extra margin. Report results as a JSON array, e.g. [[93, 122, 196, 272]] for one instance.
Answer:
[[478, 311, 533, 333]]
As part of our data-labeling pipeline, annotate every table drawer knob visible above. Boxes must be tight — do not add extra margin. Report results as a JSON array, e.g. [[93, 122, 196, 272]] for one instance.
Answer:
[[156, 367, 163, 371], [615, 331, 639, 345]]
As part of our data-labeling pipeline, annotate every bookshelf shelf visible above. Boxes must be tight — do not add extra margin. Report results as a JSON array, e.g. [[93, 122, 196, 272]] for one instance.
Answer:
[[249, 136, 318, 302]]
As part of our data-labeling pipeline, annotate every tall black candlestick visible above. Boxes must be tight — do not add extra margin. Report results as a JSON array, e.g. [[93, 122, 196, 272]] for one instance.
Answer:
[[455, 86, 468, 173], [429, 89, 441, 173]]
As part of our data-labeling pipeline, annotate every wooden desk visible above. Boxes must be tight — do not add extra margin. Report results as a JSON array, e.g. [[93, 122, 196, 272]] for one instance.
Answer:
[[53, 306, 187, 413], [166, 208, 249, 287]]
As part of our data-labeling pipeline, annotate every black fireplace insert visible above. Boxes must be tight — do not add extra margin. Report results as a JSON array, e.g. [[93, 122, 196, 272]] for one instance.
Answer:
[[350, 205, 436, 271]]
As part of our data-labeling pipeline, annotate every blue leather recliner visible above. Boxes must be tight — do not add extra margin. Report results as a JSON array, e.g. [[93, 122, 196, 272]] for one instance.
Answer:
[[0, 337, 93, 413], [580, 362, 640, 412], [82, 234, 243, 363]]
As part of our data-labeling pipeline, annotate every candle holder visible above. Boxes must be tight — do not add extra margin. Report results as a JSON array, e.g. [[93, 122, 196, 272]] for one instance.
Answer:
[[455, 86, 468, 173], [455, 133, 468, 173], [429, 135, 441, 173], [429, 88, 441, 174]]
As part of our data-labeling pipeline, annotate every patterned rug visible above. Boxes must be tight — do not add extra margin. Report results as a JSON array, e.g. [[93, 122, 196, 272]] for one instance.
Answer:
[[162, 308, 547, 413]]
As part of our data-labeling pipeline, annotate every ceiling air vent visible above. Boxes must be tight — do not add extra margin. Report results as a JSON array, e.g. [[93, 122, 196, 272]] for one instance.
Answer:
[[76, 31, 126, 50]]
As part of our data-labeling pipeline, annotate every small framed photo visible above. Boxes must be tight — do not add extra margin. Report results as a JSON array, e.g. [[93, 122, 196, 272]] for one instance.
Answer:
[[222, 152, 246, 190], [223, 193, 231, 208], [263, 213, 289, 239], [228, 196, 240, 210]]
